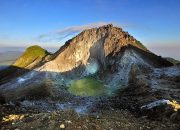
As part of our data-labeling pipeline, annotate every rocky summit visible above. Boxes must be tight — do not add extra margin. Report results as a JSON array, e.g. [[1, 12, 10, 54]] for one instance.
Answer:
[[0, 24, 180, 130], [36, 24, 170, 73]]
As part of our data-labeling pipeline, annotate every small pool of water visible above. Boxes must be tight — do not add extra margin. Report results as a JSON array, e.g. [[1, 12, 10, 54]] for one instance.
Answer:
[[68, 77, 112, 97]]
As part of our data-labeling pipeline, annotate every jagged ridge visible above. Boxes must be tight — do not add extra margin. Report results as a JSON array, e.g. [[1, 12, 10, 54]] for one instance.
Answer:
[[37, 24, 172, 73]]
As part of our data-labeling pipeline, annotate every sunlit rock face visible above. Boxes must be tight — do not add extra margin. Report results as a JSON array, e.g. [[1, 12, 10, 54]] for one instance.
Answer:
[[36, 24, 151, 74]]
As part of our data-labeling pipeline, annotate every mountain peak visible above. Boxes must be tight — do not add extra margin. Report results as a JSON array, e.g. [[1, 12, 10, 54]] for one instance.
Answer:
[[76, 24, 147, 51], [98, 23, 113, 28], [37, 25, 171, 75]]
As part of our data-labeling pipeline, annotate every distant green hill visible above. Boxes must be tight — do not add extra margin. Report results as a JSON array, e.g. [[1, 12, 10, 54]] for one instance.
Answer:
[[164, 57, 180, 65], [13, 45, 49, 68]]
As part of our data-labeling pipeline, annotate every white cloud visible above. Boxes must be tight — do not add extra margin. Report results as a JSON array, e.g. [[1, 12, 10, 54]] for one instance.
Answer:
[[37, 22, 111, 42], [37, 22, 140, 42]]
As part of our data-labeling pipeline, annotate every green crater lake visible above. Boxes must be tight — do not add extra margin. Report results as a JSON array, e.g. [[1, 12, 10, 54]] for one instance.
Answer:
[[68, 77, 111, 97]]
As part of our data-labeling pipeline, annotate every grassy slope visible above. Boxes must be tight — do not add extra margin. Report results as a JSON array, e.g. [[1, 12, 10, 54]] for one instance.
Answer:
[[13, 45, 49, 68], [135, 40, 147, 51]]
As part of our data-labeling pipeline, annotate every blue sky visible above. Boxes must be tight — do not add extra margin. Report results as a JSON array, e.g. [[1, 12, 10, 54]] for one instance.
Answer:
[[0, 0, 180, 59]]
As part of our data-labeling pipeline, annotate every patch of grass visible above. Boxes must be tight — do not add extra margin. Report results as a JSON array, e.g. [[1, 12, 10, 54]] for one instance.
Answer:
[[68, 77, 108, 96], [13, 45, 49, 68], [136, 40, 147, 50]]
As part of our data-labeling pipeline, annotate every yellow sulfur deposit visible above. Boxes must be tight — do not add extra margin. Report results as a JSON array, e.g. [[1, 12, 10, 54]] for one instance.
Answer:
[[2, 114, 24, 122], [168, 100, 180, 111]]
